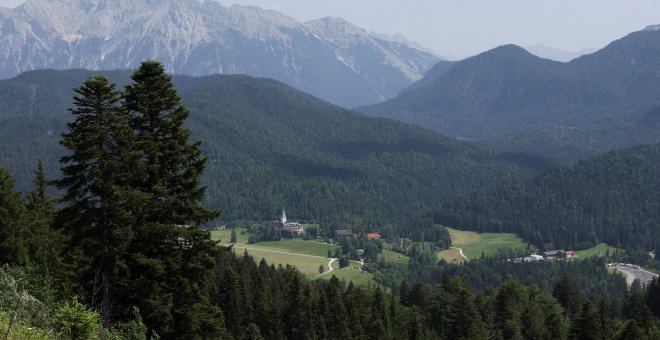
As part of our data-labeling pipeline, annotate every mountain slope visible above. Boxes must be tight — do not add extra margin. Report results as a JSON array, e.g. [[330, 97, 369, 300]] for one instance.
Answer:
[[0, 0, 439, 108], [0, 69, 530, 226], [435, 144, 660, 251], [360, 29, 660, 162]]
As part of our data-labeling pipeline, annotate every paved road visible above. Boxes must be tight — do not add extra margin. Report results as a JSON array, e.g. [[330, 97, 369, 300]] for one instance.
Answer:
[[612, 265, 658, 286]]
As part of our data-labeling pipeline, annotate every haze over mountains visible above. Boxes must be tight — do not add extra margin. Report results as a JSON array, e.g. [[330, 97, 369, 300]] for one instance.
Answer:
[[360, 27, 660, 164], [0, 0, 439, 107]]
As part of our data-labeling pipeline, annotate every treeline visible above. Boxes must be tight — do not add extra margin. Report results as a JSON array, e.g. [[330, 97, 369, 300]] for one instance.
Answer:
[[435, 144, 660, 251], [368, 248, 630, 302]]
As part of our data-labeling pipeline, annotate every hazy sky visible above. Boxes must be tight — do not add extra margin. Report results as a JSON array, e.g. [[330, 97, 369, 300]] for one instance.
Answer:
[[2, 0, 660, 59]]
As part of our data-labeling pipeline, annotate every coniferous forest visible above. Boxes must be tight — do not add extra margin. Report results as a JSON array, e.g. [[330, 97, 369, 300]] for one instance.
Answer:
[[0, 61, 657, 339]]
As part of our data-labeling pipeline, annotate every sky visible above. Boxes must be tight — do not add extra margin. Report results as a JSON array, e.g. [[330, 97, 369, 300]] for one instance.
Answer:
[[2, 0, 660, 59]]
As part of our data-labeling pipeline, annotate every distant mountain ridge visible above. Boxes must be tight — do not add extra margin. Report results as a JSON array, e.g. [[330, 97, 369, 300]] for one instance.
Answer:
[[524, 44, 597, 62], [0, 0, 440, 107], [360, 28, 660, 163]]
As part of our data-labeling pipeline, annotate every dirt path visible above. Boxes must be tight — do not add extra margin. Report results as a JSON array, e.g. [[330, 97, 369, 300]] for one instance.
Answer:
[[451, 246, 468, 261], [326, 258, 336, 273]]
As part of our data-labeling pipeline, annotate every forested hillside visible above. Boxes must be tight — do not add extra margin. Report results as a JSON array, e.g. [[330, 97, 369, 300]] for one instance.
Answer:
[[360, 29, 660, 164], [0, 61, 658, 340], [435, 144, 660, 251], [0, 69, 532, 227]]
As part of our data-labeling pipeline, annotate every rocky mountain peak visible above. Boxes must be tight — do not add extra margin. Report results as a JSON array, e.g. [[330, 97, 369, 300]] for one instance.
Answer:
[[0, 0, 440, 107]]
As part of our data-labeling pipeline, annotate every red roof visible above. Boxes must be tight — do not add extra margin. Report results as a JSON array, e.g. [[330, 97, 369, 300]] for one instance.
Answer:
[[366, 232, 381, 239]]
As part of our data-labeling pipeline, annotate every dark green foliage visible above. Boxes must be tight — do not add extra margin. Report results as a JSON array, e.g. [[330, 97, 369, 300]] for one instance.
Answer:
[[368, 255, 629, 307], [436, 144, 660, 251], [117, 62, 224, 339], [23, 161, 60, 271], [214, 250, 436, 339], [0, 167, 27, 266], [52, 65, 227, 338], [569, 301, 601, 340], [54, 75, 135, 326], [648, 277, 660, 318], [553, 273, 583, 318], [0, 69, 532, 228], [123, 61, 219, 226]]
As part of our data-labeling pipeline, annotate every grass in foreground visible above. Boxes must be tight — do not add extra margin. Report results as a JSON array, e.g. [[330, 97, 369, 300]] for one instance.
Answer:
[[0, 312, 51, 340]]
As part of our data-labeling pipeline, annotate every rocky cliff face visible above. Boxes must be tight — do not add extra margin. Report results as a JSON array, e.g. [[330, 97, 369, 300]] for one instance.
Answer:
[[0, 0, 440, 107]]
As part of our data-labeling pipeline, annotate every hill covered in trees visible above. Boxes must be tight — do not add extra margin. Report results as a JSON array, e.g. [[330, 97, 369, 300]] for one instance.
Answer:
[[0, 61, 658, 340], [435, 144, 660, 251], [0, 69, 534, 227], [360, 28, 660, 164]]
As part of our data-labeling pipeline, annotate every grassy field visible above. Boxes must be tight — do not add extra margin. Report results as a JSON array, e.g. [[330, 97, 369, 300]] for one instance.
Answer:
[[210, 228, 403, 285], [229, 245, 328, 276], [316, 261, 378, 287], [574, 243, 620, 258], [437, 247, 465, 263], [380, 249, 410, 264], [257, 240, 338, 257], [210, 227, 250, 244], [438, 227, 532, 261]]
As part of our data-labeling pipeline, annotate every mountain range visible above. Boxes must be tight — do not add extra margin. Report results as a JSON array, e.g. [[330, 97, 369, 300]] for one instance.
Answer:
[[0, 69, 532, 226], [360, 27, 660, 164], [0, 0, 440, 108]]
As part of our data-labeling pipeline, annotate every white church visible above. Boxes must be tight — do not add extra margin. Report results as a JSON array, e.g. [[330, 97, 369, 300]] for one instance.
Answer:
[[272, 210, 304, 236]]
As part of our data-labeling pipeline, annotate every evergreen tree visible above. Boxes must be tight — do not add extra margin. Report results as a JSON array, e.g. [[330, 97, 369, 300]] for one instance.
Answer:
[[568, 301, 601, 340], [55, 75, 136, 327], [120, 61, 224, 338], [123, 60, 218, 225], [553, 272, 583, 318], [0, 167, 27, 266], [24, 161, 61, 275], [647, 277, 660, 318]]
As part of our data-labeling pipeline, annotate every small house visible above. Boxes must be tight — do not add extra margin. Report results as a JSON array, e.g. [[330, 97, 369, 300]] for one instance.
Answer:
[[366, 232, 381, 239], [334, 230, 354, 239]]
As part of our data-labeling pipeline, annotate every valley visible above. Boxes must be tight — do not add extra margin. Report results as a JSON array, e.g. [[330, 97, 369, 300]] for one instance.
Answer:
[[0, 1, 658, 338]]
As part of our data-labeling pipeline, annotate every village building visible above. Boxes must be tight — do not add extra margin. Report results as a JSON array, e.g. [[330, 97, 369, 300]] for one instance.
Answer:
[[541, 250, 564, 259], [366, 232, 381, 239], [525, 254, 543, 261], [333, 229, 354, 240], [272, 210, 304, 236]]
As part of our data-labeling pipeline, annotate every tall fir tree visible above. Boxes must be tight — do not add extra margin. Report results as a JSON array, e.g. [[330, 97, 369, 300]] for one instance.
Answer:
[[0, 167, 27, 266], [55, 75, 137, 327], [121, 61, 225, 338], [24, 161, 61, 275]]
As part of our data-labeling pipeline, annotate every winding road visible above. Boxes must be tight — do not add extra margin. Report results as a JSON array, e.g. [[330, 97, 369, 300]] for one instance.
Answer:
[[451, 246, 468, 261]]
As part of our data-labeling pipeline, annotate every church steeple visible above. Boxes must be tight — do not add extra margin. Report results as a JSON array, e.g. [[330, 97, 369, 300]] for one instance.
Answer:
[[280, 209, 287, 224]]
